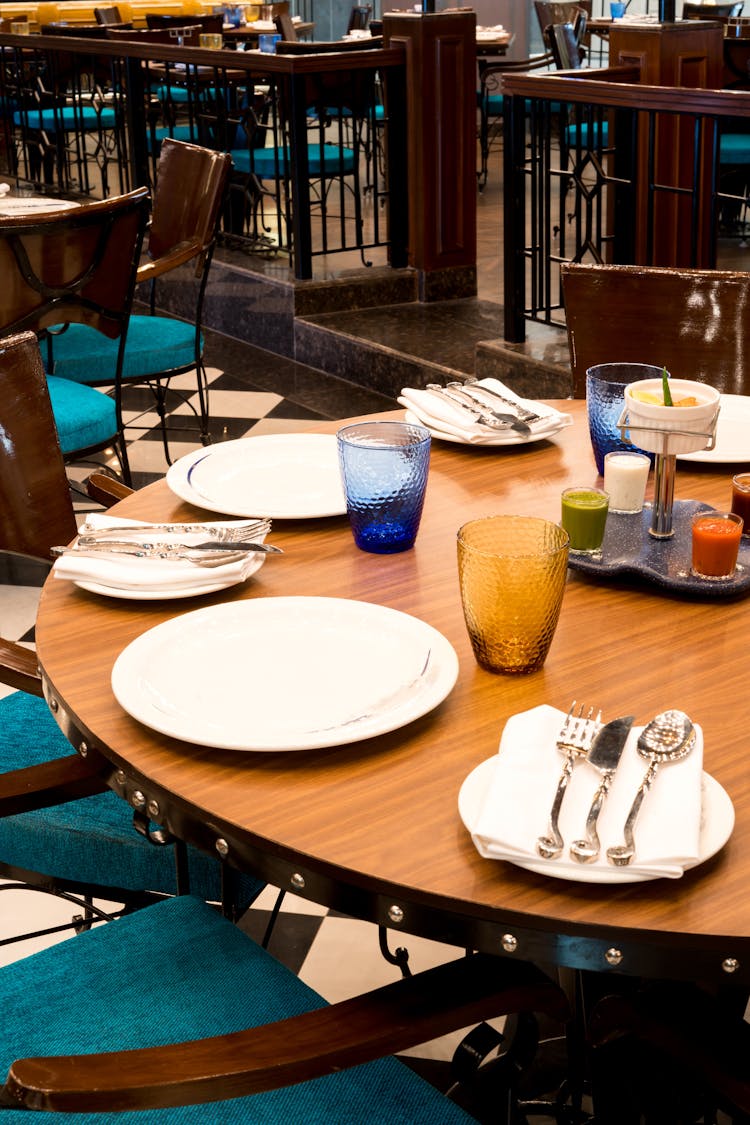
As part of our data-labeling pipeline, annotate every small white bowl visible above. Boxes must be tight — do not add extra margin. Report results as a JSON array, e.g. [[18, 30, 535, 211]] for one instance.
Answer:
[[624, 379, 720, 455]]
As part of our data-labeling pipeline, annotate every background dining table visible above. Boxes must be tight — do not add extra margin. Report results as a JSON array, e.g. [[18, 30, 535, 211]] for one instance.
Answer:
[[35, 402, 750, 990]]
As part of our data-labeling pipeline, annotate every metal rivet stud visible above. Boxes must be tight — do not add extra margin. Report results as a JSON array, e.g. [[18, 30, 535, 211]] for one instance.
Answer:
[[722, 957, 740, 974], [79, 741, 88, 757], [605, 947, 623, 966], [115, 770, 127, 785], [215, 838, 229, 857], [501, 933, 518, 954], [147, 799, 160, 818], [49, 697, 59, 713], [131, 790, 145, 809], [388, 905, 404, 925], [290, 873, 305, 890]]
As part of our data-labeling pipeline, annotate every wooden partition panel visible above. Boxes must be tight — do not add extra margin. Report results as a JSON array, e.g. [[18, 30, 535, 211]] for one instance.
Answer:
[[383, 10, 477, 299]]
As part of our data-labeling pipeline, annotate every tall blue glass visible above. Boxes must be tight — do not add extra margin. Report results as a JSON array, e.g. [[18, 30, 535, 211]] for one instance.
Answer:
[[337, 421, 431, 554], [586, 363, 658, 475]]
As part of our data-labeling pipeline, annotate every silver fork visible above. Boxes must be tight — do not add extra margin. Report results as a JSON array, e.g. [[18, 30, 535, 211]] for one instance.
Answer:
[[78, 518, 271, 543], [459, 379, 544, 424], [536, 703, 603, 860]]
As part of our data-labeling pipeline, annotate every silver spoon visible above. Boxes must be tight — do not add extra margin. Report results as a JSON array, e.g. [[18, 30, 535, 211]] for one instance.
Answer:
[[606, 710, 695, 867]]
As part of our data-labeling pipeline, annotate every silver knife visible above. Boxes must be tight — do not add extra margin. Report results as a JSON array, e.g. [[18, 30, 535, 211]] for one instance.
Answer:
[[73, 538, 282, 554], [52, 540, 282, 561], [569, 715, 634, 864], [423, 384, 532, 436]]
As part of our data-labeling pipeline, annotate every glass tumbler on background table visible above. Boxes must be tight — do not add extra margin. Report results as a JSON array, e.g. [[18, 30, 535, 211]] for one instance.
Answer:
[[337, 421, 431, 554], [586, 363, 658, 475], [457, 516, 569, 674]]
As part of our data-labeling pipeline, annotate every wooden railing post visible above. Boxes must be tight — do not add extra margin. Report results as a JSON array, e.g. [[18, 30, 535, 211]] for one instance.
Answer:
[[383, 10, 477, 301]]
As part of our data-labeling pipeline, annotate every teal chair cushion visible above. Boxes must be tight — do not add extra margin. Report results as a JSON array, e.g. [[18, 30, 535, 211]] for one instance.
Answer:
[[720, 133, 750, 164], [13, 106, 117, 131], [0, 895, 474, 1123], [0, 692, 262, 907], [45, 375, 117, 454], [565, 119, 609, 147], [231, 144, 356, 178], [49, 316, 199, 385], [156, 84, 221, 104]]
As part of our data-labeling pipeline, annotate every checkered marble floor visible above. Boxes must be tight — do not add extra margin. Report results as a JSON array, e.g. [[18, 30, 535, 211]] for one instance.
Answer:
[[66, 328, 398, 495]]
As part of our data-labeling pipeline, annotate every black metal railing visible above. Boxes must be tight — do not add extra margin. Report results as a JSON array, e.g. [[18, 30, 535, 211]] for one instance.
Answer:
[[502, 67, 750, 341], [0, 32, 408, 279]]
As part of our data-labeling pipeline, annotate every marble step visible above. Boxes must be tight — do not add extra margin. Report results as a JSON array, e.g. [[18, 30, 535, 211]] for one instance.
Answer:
[[295, 302, 573, 400]]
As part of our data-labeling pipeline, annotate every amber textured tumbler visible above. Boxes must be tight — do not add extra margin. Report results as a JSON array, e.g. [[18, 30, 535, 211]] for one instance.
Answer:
[[457, 516, 570, 674]]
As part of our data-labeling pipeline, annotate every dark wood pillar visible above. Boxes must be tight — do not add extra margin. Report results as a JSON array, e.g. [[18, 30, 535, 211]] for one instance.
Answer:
[[608, 20, 724, 266], [383, 11, 477, 301]]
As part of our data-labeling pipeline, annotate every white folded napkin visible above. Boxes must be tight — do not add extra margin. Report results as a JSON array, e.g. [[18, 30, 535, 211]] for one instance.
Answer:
[[53, 515, 264, 595], [398, 379, 572, 445], [471, 704, 703, 879]]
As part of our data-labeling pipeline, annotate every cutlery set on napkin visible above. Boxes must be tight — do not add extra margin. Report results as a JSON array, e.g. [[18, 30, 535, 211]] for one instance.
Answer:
[[469, 704, 705, 879], [52, 515, 281, 598], [398, 379, 572, 445]]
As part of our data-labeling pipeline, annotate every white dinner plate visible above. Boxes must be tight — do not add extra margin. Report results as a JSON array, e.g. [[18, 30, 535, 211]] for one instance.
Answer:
[[166, 434, 347, 519], [458, 756, 734, 883], [678, 394, 750, 463], [112, 597, 459, 751], [0, 197, 79, 216], [403, 410, 569, 447]]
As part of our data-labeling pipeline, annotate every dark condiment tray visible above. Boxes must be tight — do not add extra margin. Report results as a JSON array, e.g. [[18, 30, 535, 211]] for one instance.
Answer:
[[567, 500, 750, 596]]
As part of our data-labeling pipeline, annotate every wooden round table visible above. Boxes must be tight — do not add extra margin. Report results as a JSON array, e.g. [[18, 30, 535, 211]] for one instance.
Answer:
[[36, 404, 750, 988]]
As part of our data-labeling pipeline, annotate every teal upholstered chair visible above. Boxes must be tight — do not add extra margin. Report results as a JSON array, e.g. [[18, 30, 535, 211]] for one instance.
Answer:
[[476, 50, 556, 192], [0, 895, 569, 1120], [45, 138, 232, 464], [0, 331, 264, 945], [0, 187, 151, 486]]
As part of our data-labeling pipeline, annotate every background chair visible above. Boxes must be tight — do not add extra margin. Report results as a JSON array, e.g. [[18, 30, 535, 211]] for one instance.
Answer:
[[274, 10, 298, 41], [477, 49, 556, 191], [534, 0, 590, 58], [347, 4, 373, 32], [683, 0, 744, 17], [0, 892, 569, 1121], [561, 262, 750, 396], [0, 187, 151, 485], [145, 12, 224, 33], [0, 330, 264, 945], [43, 139, 232, 464], [94, 6, 126, 24]]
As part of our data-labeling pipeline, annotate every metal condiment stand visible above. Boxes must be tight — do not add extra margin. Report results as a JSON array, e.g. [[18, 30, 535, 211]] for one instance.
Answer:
[[616, 407, 721, 539]]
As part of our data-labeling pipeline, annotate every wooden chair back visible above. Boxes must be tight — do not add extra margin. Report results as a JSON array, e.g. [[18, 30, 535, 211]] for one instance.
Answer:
[[0, 332, 78, 558], [276, 35, 383, 53], [347, 4, 373, 32], [105, 25, 204, 44], [274, 11, 298, 41], [94, 7, 124, 24], [146, 138, 232, 275], [545, 19, 586, 68], [0, 187, 150, 347], [145, 12, 224, 33], [683, 0, 744, 16], [561, 262, 750, 396]]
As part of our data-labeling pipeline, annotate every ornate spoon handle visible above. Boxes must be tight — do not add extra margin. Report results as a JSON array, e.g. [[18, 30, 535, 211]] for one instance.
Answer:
[[606, 760, 658, 866]]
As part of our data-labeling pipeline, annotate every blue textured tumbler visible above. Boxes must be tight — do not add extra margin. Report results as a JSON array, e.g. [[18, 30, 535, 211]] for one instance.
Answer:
[[337, 421, 431, 554], [586, 363, 658, 475]]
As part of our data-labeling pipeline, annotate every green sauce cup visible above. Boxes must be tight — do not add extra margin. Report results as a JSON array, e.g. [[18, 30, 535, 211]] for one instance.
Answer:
[[561, 487, 609, 554]]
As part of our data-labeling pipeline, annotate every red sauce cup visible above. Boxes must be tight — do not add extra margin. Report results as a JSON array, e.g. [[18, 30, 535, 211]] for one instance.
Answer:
[[691, 511, 744, 579]]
